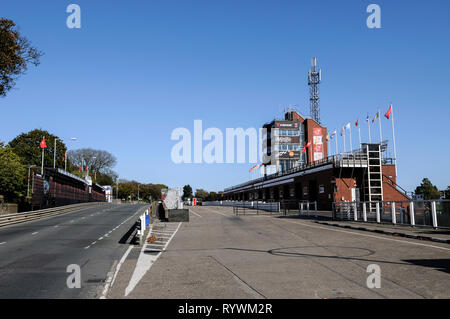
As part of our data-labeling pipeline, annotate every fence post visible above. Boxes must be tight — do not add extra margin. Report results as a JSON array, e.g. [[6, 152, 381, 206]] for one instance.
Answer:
[[391, 202, 396, 225], [353, 202, 358, 221], [340, 203, 343, 220], [431, 201, 438, 229], [299, 202, 303, 216], [409, 201, 415, 226], [363, 202, 367, 222], [376, 202, 380, 223], [346, 203, 350, 220], [314, 201, 318, 218], [277, 202, 280, 214], [307, 202, 310, 216]]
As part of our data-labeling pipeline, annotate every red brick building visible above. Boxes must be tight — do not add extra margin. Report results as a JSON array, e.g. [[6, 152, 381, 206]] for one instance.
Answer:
[[224, 111, 409, 210]]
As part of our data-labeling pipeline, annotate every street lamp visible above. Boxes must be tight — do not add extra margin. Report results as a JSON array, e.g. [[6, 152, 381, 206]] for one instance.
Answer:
[[61, 137, 78, 171]]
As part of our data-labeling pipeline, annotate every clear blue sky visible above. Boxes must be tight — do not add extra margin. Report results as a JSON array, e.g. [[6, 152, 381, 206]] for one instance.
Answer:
[[1, 0, 449, 193]]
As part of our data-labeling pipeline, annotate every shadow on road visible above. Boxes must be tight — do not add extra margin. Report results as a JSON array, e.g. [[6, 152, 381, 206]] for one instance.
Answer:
[[118, 221, 139, 245], [403, 259, 450, 274]]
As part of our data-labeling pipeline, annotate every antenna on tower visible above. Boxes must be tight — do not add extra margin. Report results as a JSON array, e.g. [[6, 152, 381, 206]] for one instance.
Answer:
[[308, 57, 321, 124]]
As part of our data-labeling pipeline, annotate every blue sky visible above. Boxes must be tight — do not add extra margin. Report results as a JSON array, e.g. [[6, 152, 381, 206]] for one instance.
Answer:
[[1, 0, 449, 193]]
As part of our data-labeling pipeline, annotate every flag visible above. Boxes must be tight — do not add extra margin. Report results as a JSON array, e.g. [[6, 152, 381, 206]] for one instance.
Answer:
[[355, 119, 359, 127], [40, 137, 47, 149], [340, 127, 344, 136], [260, 163, 264, 167], [85, 165, 89, 172], [302, 141, 311, 153], [326, 133, 329, 141], [372, 111, 379, 123], [249, 165, 258, 172], [78, 165, 81, 171], [94, 172, 97, 180], [366, 114, 370, 122], [345, 122, 351, 130], [330, 129, 337, 139], [385, 104, 393, 119], [62, 152, 66, 163]]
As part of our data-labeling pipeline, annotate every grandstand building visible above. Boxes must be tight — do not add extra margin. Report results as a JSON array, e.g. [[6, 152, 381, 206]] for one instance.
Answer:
[[224, 110, 409, 210], [32, 168, 106, 210]]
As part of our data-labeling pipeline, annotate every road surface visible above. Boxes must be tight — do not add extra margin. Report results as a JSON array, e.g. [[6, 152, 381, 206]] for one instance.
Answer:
[[0, 203, 145, 299], [108, 206, 450, 299]]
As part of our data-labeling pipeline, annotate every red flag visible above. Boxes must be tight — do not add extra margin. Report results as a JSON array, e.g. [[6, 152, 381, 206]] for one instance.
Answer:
[[62, 152, 66, 163], [40, 137, 47, 149], [302, 141, 312, 153], [385, 104, 393, 119], [355, 119, 358, 127], [94, 172, 97, 180], [78, 165, 81, 171], [85, 165, 89, 172]]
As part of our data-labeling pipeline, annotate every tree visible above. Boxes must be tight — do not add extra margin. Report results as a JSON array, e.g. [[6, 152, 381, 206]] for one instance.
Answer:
[[67, 148, 117, 174], [95, 171, 118, 186], [194, 189, 209, 200], [415, 178, 441, 200], [444, 186, 450, 200], [0, 143, 26, 200], [182, 185, 193, 200], [0, 18, 43, 97], [8, 129, 67, 170]]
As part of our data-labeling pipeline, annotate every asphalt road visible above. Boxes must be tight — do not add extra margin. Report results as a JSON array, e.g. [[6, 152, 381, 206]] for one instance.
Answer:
[[0, 203, 146, 299], [109, 206, 450, 299]]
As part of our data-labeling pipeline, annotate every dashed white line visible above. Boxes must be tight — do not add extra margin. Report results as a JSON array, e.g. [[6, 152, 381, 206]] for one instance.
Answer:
[[0, 242, 6, 245], [32, 232, 38, 235]]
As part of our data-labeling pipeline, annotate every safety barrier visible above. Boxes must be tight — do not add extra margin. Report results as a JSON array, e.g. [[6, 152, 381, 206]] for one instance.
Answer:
[[332, 200, 450, 229], [204, 200, 280, 213], [136, 206, 151, 245], [0, 202, 107, 228]]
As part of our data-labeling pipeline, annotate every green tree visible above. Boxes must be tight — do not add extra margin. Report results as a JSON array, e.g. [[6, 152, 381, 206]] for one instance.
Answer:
[[0, 18, 43, 97], [8, 129, 67, 170], [415, 178, 441, 200], [194, 189, 209, 200], [0, 143, 26, 200], [182, 185, 193, 200]]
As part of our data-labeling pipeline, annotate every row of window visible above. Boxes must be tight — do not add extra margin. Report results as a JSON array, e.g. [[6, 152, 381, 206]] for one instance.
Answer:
[[273, 129, 302, 136]]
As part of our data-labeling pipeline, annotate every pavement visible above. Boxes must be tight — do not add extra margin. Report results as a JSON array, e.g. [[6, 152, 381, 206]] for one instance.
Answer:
[[0, 203, 147, 298], [106, 206, 450, 299], [314, 220, 450, 244]]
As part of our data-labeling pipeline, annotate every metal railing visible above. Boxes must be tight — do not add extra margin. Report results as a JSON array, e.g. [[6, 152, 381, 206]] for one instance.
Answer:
[[203, 200, 280, 214], [0, 202, 107, 228], [332, 200, 450, 228]]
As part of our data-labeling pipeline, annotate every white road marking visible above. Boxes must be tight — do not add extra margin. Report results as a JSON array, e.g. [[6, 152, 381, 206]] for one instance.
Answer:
[[84, 246, 90, 250], [190, 210, 202, 217], [32, 232, 38, 235], [271, 217, 450, 252], [124, 222, 182, 297], [0, 242, 6, 245]]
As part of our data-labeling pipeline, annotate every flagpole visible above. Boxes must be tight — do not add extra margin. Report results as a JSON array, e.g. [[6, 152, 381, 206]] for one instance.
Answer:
[[335, 133, 338, 155], [53, 138, 56, 169], [349, 125, 353, 153], [343, 129, 346, 153], [367, 116, 372, 143], [358, 121, 362, 149], [65, 153, 67, 171], [390, 103, 398, 177], [378, 108, 383, 143], [41, 136, 44, 175]]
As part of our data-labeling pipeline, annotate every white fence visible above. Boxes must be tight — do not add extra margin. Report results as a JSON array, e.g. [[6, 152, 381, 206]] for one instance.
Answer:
[[203, 200, 280, 213], [332, 200, 450, 228]]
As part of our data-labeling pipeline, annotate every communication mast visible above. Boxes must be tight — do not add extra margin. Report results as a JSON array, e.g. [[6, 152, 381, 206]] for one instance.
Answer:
[[308, 57, 322, 124]]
